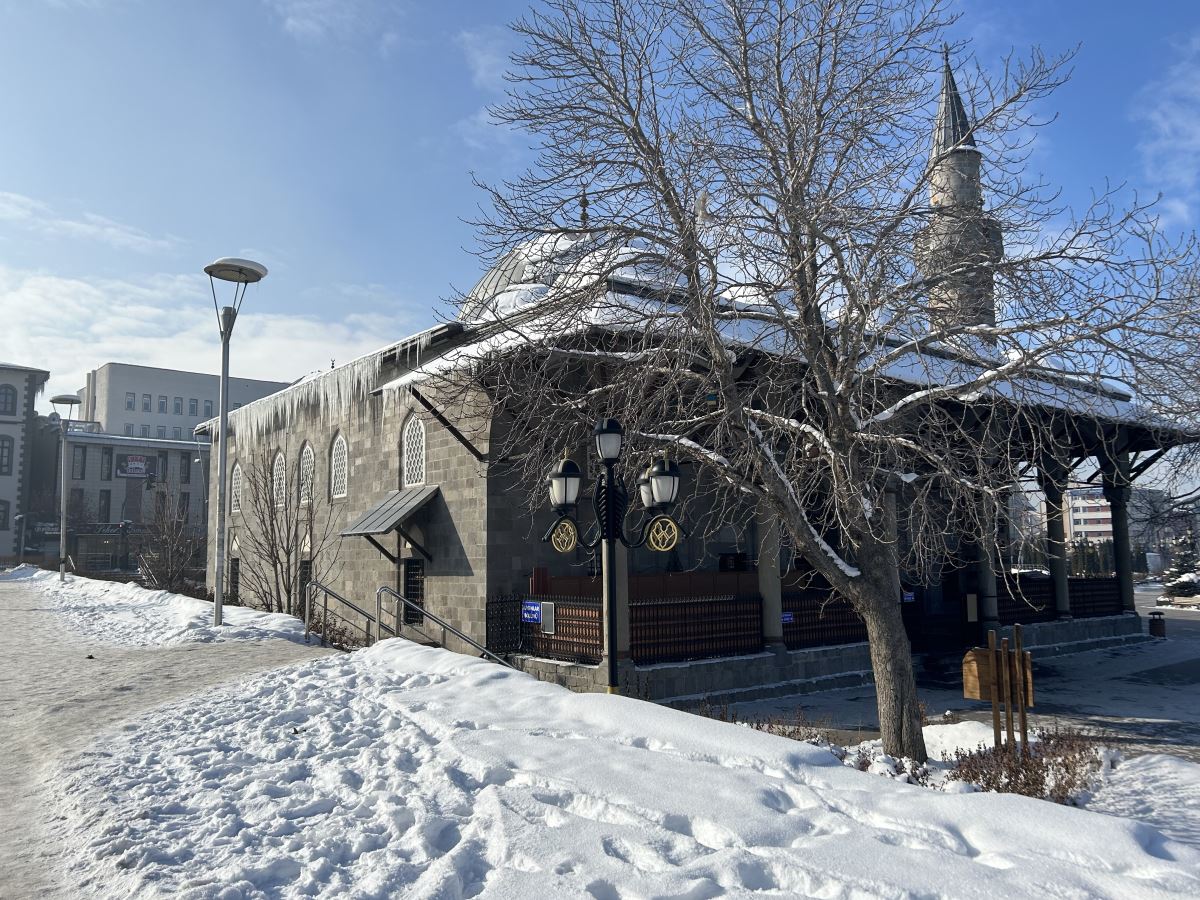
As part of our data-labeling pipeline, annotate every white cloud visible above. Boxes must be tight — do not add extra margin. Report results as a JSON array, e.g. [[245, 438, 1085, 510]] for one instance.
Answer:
[[455, 25, 511, 94], [0, 265, 424, 408], [262, 0, 408, 45], [1134, 33, 1200, 225], [0, 191, 175, 253]]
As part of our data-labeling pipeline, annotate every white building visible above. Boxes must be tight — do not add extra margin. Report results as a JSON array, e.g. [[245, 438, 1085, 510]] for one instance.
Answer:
[[77, 363, 289, 440], [1062, 486, 1168, 548], [0, 361, 50, 560]]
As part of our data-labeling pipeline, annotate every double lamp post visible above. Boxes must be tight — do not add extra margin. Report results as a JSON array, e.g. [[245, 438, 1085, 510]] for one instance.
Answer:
[[544, 418, 683, 693]]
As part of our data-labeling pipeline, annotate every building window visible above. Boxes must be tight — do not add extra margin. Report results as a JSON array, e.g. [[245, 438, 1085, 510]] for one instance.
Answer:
[[158, 395, 167, 414], [140, 425, 150, 438], [403, 558, 425, 624], [299, 558, 313, 606], [69, 487, 84, 518], [189, 398, 198, 416], [72, 445, 87, 480], [0, 436, 11, 476], [125, 392, 136, 411], [330, 434, 348, 499], [402, 416, 426, 487], [98, 489, 111, 523], [299, 444, 315, 504], [0, 500, 8, 530], [233, 402, 242, 409], [142, 394, 151, 412], [173, 427, 182, 440], [155, 490, 168, 520], [229, 557, 240, 601], [0, 384, 16, 417], [231, 463, 242, 514], [173, 397, 183, 415], [178, 492, 190, 520], [101, 446, 113, 481], [204, 400, 213, 417], [157, 426, 167, 439], [157, 452, 169, 482], [124, 424, 134, 436], [272, 453, 286, 507], [179, 452, 191, 484]]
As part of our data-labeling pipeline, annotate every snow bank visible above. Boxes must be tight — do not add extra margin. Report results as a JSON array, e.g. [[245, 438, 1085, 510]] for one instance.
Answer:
[[50, 638, 1200, 898], [1087, 754, 1200, 850], [2, 566, 308, 647]]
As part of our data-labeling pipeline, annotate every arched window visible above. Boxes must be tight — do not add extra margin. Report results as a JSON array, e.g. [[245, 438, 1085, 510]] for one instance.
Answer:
[[299, 444, 315, 504], [272, 453, 286, 508], [0, 435, 12, 476], [402, 416, 425, 487], [230, 462, 242, 513], [330, 434, 348, 499], [0, 384, 16, 417]]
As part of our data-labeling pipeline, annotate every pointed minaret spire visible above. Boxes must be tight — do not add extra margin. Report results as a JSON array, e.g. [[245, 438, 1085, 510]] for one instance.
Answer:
[[917, 46, 1003, 330], [933, 44, 976, 156]]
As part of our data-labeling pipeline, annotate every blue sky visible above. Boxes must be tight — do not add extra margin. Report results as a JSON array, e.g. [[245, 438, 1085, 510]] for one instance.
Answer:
[[2, 0, 1200, 405]]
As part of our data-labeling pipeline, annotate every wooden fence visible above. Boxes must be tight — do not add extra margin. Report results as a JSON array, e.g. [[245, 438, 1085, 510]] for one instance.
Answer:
[[781, 590, 868, 649]]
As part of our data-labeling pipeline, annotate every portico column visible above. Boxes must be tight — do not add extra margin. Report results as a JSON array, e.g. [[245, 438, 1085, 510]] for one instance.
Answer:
[[1102, 452, 1136, 614], [976, 540, 1000, 632], [757, 510, 784, 649], [1039, 461, 1072, 619]]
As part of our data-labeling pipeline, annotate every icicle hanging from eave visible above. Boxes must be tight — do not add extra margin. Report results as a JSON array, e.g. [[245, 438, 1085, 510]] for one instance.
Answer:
[[222, 329, 435, 447]]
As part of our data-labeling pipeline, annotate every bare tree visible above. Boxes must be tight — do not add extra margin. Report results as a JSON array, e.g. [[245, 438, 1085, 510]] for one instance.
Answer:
[[432, 0, 1200, 760], [236, 446, 344, 617], [138, 490, 204, 593]]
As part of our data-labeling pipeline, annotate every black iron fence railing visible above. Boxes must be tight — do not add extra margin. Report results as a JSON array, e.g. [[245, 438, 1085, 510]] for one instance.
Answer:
[[781, 590, 868, 649], [997, 574, 1123, 624]]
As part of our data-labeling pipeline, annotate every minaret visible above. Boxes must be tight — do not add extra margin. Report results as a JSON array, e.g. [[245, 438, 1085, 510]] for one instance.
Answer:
[[918, 48, 1003, 330]]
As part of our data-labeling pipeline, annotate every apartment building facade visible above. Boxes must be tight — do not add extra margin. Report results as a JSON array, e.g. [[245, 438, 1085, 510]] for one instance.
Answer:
[[78, 363, 289, 440], [0, 361, 50, 559]]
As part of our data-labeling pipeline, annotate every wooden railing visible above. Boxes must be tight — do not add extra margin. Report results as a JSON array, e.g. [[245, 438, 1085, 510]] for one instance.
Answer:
[[781, 589, 868, 649], [629, 595, 762, 663]]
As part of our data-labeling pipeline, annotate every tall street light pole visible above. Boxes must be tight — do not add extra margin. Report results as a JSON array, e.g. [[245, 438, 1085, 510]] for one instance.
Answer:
[[205, 257, 267, 627], [50, 394, 80, 582]]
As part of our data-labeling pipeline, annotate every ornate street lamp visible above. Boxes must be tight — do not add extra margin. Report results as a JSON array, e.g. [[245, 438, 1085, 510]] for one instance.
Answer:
[[543, 420, 684, 693], [206, 256, 267, 626], [51, 393, 80, 582]]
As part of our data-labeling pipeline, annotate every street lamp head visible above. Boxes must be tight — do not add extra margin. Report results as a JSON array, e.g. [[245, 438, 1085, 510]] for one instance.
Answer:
[[204, 257, 268, 284], [637, 467, 655, 510], [548, 458, 583, 513], [593, 418, 624, 462], [648, 456, 681, 508]]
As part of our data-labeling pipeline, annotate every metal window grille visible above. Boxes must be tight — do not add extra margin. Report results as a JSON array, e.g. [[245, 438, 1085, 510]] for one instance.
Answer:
[[229, 557, 240, 602], [330, 435, 348, 498], [0, 385, 15, 416], [230, 463, 242, 513], [300, 445, 315, 503], [403, 559, 425, 624], [272, 453, 286, 508], [0, 436, 11, 476], [402, 416, 425, 486]]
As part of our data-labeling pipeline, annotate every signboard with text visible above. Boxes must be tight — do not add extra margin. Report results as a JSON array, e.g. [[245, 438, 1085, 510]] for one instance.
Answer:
[[521, 600, 542, 624], [115, 454, 157, 478]]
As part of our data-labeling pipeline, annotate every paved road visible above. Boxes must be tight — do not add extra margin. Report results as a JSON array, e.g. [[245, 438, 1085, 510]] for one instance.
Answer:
[[740, 585, 1200, 762], [0, 579, 334, 900]]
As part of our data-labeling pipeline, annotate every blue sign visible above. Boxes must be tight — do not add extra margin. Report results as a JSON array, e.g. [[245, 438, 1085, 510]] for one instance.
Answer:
[[902, 590, 915, 603], [781, 612, 795, 624], [521, 600, 542, 624]]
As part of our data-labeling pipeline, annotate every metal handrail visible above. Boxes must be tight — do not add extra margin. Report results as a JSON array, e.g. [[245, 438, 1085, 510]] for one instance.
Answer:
[[376, 585, 515, 668], [305, 580, 398, 647]]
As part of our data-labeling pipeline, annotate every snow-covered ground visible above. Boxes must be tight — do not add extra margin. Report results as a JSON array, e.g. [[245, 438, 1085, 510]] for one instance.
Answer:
[[0, 565, 308, 645], [6, 570, 1200, 898], [48, 639, 1200, 899]]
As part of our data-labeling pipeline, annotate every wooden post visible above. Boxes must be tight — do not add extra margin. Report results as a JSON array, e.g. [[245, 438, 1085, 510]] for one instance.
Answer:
[[987, 629, 1002, 749], [1000, 636, 1015, 752], [1014, 624, 1029, 756]]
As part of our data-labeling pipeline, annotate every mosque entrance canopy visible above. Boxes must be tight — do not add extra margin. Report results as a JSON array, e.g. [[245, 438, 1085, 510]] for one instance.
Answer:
[[341, 485, 440, 562]]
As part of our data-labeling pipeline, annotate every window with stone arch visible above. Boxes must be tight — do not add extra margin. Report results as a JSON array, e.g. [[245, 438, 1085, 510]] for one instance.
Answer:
[[299, 443, 315, 505], [330, 434, 348, 499], [230, 462, 242, 513], [402, 415, 426, 487], [0, 384, 16, 417], [272, 452, 286, 508]]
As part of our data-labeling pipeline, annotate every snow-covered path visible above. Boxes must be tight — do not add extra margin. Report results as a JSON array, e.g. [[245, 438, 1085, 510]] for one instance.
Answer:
[[0, 577, 333, 900]]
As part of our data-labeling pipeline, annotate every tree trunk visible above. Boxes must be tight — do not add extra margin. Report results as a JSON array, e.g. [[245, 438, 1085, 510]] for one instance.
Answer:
[[860, 592, 928, 762]]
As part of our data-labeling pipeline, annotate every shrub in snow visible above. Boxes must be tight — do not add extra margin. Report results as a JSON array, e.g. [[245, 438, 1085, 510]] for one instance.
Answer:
[[944, 726, 1105, 804]]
